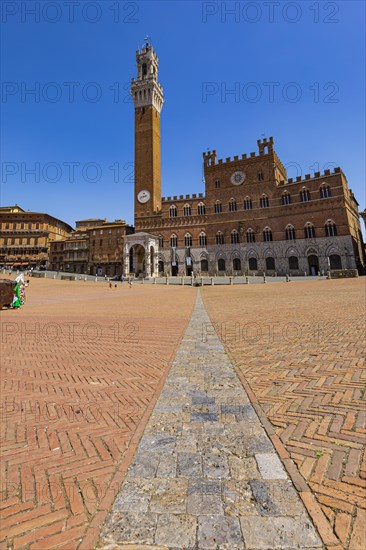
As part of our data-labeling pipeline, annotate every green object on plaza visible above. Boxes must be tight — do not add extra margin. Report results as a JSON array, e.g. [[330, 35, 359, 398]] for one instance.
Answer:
[[12, 281, 21, 308]]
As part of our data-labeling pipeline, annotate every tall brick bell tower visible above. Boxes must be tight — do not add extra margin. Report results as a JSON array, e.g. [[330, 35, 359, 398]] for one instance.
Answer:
[[131, 41, 164, 227]]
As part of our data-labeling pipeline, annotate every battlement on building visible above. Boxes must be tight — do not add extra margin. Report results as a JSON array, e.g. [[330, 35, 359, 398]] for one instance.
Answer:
[[162, 193, 205, 203], [278, 167, 342, 186], [203, 136, 280, 167], [135, 41, 158, 59]]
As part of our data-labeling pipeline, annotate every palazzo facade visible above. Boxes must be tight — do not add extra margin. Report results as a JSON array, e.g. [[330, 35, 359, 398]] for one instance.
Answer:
[[128, 42, 364, 277], [0, 205, 72, 269]]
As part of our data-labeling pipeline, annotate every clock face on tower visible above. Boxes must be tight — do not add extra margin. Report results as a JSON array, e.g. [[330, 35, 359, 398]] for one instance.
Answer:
[[231, 171, 246, 185], [137, 189, 151, 204]]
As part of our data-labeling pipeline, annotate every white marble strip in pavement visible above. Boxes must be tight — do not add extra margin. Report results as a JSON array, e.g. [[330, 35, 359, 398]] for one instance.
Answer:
[[100, 291, 323, 549]]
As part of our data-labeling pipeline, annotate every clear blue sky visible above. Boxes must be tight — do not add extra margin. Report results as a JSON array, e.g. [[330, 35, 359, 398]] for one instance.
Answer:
[[1, 0, 365, 230]]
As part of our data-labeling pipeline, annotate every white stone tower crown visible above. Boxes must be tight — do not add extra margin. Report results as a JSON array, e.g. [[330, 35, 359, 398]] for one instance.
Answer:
[[130, 41, 164, 113]]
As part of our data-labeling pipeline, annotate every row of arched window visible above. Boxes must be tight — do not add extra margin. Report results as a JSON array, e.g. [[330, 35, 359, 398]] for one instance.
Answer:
[[168, 232, 207, 248], [215, 185, 331, 213], [168, 186, 332, 218], [164, 220, 337, 248], [170, 202, 206, 218]]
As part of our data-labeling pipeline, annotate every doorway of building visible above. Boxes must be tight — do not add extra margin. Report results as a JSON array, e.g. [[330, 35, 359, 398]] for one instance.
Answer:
[[248, 257, 257, 271], [329, 254, 342, 270], [218, 258, 226, 272], [265, 257, 275, 271], [150, 246, 155, 277], [308, 254, 319, 275], [186, 257, 193, 276], [171, 263, 178, 276], [233, 258, 241, 271], [201, 259, 209, 273]]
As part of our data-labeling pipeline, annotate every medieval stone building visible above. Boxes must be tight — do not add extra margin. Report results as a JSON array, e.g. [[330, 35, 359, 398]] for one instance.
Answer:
[[49, 218, 134, 276], [125, 42, 364, 277], [0, 205, 72, 270]]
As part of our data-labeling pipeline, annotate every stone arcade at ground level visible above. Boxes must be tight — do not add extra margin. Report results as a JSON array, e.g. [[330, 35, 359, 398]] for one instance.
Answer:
[[153, 235, 356, 277]]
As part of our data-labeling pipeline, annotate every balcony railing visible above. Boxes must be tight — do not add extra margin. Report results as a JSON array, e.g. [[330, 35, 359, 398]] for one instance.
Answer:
[[1, 229, 46, 234], [4, 246, 46, 250]]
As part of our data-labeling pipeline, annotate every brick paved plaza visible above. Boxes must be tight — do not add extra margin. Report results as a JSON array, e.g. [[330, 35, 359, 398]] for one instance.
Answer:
[[0, 276, 365, 549], [0, 278, 196, 549], [202, 278, 366, 549]]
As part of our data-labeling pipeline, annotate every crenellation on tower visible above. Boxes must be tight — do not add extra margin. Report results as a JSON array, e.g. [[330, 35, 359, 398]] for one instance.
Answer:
[[257, 136, 274, 155], [203, 150, 217, 167], [131, 42, 164, 113]]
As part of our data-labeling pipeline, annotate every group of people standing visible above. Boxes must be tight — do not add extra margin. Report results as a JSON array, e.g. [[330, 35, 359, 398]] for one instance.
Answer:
[[108, 280, 133, 289]]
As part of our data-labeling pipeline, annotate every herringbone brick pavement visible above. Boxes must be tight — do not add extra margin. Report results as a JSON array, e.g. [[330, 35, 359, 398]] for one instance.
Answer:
[[202, 278, 366, 549], [0, 278, 196, 549]]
